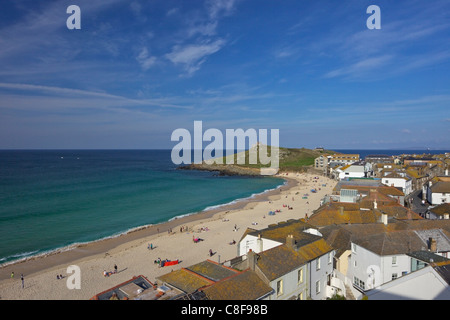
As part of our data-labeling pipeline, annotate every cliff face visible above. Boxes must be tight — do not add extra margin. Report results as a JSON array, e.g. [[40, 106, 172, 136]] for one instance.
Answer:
[[177, 163, 262, 176]]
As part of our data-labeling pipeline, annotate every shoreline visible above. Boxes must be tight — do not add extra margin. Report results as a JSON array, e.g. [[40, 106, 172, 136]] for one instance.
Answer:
[[0, 172, 334, 300], [0, 175, 294, 282]]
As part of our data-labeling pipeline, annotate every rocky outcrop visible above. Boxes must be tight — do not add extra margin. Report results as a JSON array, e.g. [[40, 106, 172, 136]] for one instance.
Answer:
[[177, 163, 262, 176]]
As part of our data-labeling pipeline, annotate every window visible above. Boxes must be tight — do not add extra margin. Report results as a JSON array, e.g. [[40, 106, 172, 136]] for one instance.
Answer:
[[392, 256, 397, 266], [315, 280, 320, 294], [298, 268, 304, 284], [392, 273, 398, 280], [316, 258, 321, 270], [328, 252, 333, 264], [353, 276, 365, 290], [277, 280, 283, 296]]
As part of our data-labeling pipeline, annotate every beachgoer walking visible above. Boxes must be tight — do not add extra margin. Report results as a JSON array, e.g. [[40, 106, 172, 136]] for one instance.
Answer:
[[21, 274, 24, 289], [10, 272, 14, 279], [114, 264, 118, 274]]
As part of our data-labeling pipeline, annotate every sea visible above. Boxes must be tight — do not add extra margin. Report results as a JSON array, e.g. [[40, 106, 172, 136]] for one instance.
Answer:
[[0, 149, 285, 266], [0, 148, 448, 266]]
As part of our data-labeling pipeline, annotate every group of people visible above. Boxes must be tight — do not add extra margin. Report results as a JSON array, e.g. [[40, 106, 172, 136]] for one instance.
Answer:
[[103, 264, 118, 277], [10, 272, 25, 289]]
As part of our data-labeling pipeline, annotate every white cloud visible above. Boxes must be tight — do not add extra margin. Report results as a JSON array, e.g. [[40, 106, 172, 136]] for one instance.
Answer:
[[165, 39, 226, 75]]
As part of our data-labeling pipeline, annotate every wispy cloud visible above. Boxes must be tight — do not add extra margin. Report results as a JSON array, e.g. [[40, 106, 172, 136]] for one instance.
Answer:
[[136, 48, 157, 71], [324, 55, 393, 79], [165, 39, 226, 76]]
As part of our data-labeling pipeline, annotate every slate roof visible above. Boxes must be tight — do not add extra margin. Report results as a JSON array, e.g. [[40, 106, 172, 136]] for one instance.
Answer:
[[201, 269, 273, 300], [186, 260, 238, 282], [255, 245, 306, 281], [321, 219, 450, 257], [433, 261, 450, 285], [254, 239, 333, 282], [414, 229, 450, 252], [431, 181, 450, 193], [429, 203, 450, 216], [156, 268, 214, 293], [407, 251, 450, 264], [352, 230, 426, 255], [243, 219, 320, 246]]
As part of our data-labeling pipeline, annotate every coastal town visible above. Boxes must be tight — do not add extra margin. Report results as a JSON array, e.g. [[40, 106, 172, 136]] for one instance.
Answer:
[[89, 151, 450, 300]]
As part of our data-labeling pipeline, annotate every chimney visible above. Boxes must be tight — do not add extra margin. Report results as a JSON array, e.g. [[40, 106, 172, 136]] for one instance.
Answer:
[[286, 234, 295, 250], [257, 234, 263, 252], [374, 200, 377, 209], [381, 212, 388, 225], [429, 238, 437, 253], [247, 249, 256, 271]]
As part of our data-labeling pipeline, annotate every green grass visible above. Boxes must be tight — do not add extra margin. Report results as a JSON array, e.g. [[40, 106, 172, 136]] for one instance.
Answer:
[[213, 146, 336, 172]]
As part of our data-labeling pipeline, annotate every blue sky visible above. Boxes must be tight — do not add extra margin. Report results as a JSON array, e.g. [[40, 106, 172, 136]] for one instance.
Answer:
[[0, 0, 449, 149]]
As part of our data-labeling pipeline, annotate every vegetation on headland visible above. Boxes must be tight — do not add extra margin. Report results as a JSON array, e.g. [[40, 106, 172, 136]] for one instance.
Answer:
[[178, 146, 336, 176]]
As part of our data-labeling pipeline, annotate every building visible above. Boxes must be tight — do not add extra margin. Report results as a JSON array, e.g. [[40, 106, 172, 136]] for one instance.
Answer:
[[314, 155, 329, 173], [364, 260, 450, 300], [231, 237, 334, 300], [365, 154, 393, 164], [381, 172, 413, 195], [425, 181, 450, 205], [329, 154, 360, 166], [335, 164, 366, 180], [427, 203, 450, 220], [320, 218, 450, 299]]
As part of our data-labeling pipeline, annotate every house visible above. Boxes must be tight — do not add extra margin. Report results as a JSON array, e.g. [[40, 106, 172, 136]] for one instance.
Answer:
[[365, 154, 393, 164], [237, 219, 319, 256], [320, 218, 450, 299], [381, 172, 413, 195], [335, 164, 366, 180], [427, 203, 450, 220], [348, 230, 430, 292], [231, 238, 334, 300], [425, 181, 450, 205], [364, 260, 450, 300]]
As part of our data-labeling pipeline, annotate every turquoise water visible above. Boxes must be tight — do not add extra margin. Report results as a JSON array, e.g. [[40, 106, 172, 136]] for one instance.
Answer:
[[0, 150, 284, 265]]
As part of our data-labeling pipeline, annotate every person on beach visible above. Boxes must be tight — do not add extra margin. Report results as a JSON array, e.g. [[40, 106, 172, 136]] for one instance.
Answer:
[[10, 272, 14, 279], [21, 274, 24, 289], [114, 264, 118, 274]]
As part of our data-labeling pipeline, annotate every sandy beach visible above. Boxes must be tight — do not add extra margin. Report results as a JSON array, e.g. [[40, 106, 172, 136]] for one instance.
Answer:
[[0, 172, 336, 300]]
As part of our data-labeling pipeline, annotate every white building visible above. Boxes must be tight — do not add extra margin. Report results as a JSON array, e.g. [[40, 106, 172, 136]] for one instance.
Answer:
[[348, 226, 450, 296], [336, 164, 366, 180], [425, 181, 450, 205], [236, 220, 335, 300], [381, 172, 412, 195], [365, 261, 450, 300]]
